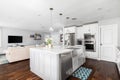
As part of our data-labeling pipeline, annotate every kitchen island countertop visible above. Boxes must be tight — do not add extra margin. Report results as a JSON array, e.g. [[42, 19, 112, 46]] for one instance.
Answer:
[[30, 46, 73, 55]]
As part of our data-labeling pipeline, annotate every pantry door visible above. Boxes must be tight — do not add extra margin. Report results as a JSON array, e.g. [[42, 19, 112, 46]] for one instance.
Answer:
[[100, 24, 118, 62]]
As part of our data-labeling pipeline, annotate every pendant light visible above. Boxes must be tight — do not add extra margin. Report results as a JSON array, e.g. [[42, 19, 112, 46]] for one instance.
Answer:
[[65, 17, 70, 26], [59, 13, 63, 34], [49, 8, 54, 32]]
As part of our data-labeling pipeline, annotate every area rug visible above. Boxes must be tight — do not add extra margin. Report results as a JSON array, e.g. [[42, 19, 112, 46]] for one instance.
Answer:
[[72, 66, 92, 80], [0, 54, 9, 65]]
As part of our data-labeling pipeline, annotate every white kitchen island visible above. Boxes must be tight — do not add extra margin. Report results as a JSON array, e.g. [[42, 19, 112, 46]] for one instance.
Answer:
[[30, 46, 73, 80]]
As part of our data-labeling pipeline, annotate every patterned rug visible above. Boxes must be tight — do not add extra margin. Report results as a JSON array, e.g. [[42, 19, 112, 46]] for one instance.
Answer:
[[0, 54, 9, 65], [72, 67, 92, 80]]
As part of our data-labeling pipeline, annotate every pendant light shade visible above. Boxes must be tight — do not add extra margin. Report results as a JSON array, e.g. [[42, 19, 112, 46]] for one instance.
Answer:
[[49, 8, 54, 32], [59, 29, 63, 34], [59, 13, 63, 34], [49, 27, 54, 32]]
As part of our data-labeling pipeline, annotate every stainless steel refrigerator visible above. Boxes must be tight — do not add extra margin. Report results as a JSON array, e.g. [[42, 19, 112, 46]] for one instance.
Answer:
[[64, 33, 75, 46]]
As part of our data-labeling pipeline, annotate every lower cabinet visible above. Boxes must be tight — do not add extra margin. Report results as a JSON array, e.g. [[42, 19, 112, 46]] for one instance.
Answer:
[[72, 52, 85, 71], [30, 49, 60, 80], [86, 51, 99, 59]]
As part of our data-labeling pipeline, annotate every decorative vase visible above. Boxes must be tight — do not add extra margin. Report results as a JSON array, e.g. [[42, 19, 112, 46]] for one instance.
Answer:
[[48, 44, 52, 48]]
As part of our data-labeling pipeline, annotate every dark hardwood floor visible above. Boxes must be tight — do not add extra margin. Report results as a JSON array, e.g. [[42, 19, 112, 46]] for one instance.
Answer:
[[0, 58, 119, 80], [69, 59, 120, 80]]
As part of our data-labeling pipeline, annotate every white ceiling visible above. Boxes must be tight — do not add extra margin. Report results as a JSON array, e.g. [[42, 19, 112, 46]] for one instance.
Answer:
[[0, 0, 120, 32]]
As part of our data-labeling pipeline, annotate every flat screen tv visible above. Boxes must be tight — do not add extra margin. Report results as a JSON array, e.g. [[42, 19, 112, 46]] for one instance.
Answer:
[[8, 36, 23, 43]]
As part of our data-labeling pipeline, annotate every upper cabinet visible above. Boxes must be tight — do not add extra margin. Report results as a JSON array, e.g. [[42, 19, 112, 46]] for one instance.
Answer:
[[83, 23, 98, 34], [76, 26, 84, 39], [76, 23, 98, 39], [64, 26, 76, 34]]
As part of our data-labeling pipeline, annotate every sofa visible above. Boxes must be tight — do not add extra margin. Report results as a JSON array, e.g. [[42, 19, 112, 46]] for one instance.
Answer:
[[5, 45, 35, 63]]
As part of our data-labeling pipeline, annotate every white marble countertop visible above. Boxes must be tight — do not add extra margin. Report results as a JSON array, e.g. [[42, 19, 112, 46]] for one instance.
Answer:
[[65, 45, 84, 49], [30, 46, 73, 55]]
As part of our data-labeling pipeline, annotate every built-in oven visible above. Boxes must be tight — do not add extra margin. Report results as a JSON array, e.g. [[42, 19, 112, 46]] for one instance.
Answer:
[[84, 34, 96, 52], [85, 44, 95, 51]]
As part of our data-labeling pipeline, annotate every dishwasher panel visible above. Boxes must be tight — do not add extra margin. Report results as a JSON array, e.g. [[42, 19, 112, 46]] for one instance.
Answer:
[[60, 52, 73, 80]]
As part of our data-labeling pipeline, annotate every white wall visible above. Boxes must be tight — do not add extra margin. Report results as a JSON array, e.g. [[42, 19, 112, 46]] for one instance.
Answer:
[[0, 27, 44, 53], [98, 17, 120, 46]]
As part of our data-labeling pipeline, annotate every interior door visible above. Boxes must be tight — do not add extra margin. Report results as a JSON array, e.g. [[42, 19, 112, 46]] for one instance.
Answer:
[[100, 24, 117, 62]]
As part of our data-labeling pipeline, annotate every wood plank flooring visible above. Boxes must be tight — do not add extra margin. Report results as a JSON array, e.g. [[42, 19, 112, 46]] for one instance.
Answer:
[[0, 58, 119, 80]]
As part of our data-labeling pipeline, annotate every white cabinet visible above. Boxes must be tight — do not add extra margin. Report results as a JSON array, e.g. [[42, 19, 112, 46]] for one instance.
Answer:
[[76, 23, 98, 39], [30, 49, 60, 80], [76, 23, 99, 59], [83, 23, 98, 34], [64, 26, 76, 33], [30, 48, 74, 80], [76, 27, 84, 39], [90, 24, 98, 34], [82, 25, 90, 33], [85, 24, 99, 59], [76, 23, 118, 62], [86, 51, 98, 59], [72, 47, 85, 71]]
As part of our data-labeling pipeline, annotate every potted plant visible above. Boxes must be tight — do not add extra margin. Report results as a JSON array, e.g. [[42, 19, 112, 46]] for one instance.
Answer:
[[46, 38, 52, 48]]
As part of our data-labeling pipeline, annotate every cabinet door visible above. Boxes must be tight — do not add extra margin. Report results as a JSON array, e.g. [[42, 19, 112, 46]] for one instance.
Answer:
[[64, 28, 69, 33], [78, 54, 85, 66], [69, 27, 76, 33], [39, 51, 44, 75], [30, 50, 35, 71], [83, 25, 90, 33], [90, 24, 98, 34], [44, 53, 51, 80], [83, 23, 98, 34], [64, 27, 76, 33], [35, 52, 42, 75], [76, 27, 84, 39], [86, 51, 98, 59], [72, 57, 78, 71]]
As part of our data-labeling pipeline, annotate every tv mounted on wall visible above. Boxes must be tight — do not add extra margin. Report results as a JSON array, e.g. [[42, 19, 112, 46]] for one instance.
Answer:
[[8, 36, 23, 43]]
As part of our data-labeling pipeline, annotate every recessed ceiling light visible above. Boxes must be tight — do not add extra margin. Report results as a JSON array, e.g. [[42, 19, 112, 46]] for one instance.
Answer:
[[41, 26, 44, 28], [37, 14, 41, 16], [72, 18, 77, 20], [66, 17, 70, 19], [50, 8, 53, 10], [59, 13, 63, 15], [97, 8, 102, 10]]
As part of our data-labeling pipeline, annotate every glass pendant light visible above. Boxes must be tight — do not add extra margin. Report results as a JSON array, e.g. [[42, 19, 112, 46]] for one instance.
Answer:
[[49, 27, 54, 31], [49, 8, 54, 32], [59, 13, 63, 34]]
